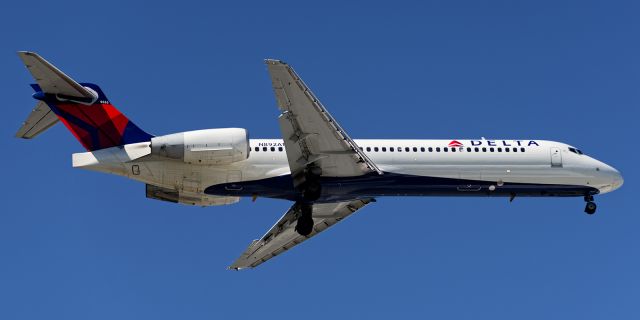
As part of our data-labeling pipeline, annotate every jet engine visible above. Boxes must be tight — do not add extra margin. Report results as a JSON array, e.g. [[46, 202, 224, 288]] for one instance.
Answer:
[[151, 128, 249, 165]]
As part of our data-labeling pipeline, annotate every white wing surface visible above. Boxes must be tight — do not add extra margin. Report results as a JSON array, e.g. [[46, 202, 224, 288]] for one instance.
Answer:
[[265, 59, 381, 187], [230, 198, 374, 270]]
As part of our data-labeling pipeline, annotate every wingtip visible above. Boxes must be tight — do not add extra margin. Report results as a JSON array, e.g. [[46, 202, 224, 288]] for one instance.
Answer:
[[264, 58, 286, 65]]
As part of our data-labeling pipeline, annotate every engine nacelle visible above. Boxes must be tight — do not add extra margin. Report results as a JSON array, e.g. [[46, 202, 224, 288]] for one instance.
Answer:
[[151, 128, 249, 165]]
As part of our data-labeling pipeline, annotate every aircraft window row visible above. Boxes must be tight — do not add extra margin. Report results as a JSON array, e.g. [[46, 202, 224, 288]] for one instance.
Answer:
[[253, 146, 284, 152], [252, 145, 528, 153], [568, 147, 584, 155], [359, 146, 527, 153]]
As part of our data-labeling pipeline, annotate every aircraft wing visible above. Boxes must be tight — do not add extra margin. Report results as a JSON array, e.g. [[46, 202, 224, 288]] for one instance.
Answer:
[[229, 198, 374, 270], [265, 60, 381, 187]]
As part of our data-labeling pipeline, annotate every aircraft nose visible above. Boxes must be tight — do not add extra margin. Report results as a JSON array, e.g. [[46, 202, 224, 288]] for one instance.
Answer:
[[600, 163, 623, 192], [609, 166, 624, 191]]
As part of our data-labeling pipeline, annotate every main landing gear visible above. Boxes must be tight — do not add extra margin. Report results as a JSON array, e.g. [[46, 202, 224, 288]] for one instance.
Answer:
[[295, 204, 314, 236], [295, 166, 322, 236], [584, 195, 597, 215]]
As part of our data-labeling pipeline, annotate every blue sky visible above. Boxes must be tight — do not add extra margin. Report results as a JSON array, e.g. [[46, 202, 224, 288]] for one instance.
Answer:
[[1, 0, 638, 319]]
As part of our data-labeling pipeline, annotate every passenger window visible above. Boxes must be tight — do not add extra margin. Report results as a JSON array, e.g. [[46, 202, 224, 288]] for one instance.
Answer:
[[428, 147, 433, 152], [374, 147, 379, 152], [405, 147, 410, 152], [254, 147, 259, 152], [512, 147, 517, 152], [366, 147, 371, 152], [390, 147, 395, 152], [271, 147, 275, 152], [520, 147, 525, 152], [475, 147, 479, 152], [482, 147, 487, 152], [397, 147, 402, 152], [382, 147, 387, 152], [497, 147, 502, 152], [490, 147, 494, 152], [359, 147, 363, 151], [467, 147, 471, 152], [505, 147, 510, 152], [436, 147, 441, 152], [420, 147, 425, 152], [451, 147, 456, 152], [278, 147, 283, 152], [444, 147, 448, 152], [263, 147, 267, 152]]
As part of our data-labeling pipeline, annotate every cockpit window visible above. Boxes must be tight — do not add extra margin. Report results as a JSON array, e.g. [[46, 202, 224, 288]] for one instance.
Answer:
[[568, 147, 584, 155]]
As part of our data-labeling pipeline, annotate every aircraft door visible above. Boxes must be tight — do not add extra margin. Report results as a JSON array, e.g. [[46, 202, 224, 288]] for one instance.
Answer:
[[550, 147, 562, 167]]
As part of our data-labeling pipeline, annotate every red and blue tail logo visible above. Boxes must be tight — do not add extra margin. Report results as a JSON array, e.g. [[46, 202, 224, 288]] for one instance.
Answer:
[[33, 83, 153, 151]]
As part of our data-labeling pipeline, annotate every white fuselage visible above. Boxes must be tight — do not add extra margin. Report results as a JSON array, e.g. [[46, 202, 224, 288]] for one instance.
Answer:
[[72, 138, 623, 206]]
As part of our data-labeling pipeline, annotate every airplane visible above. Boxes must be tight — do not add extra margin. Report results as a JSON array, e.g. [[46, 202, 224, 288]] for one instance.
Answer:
[[15, 51, 624, 270]]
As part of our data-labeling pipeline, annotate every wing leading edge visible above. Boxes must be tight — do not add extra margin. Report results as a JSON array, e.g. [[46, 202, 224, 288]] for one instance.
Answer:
[[230, 198, 374, 270]]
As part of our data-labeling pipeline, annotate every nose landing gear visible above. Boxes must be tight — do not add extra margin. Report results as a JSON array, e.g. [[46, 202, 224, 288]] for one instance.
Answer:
[[584, 195, 597, 215]]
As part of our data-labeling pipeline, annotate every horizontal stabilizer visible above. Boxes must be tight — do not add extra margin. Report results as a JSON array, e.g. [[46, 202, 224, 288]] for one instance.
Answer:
[[17, 51, 96, 99], [15, 101, 59, 139]]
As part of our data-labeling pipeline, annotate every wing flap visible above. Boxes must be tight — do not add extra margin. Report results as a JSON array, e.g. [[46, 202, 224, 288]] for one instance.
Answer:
[[229, 198, 374, 270]]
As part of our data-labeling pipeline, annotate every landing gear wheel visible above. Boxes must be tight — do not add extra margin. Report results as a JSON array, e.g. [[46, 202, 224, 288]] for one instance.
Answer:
[[584, 201, 597, 215], [295, 205, 314, 236]]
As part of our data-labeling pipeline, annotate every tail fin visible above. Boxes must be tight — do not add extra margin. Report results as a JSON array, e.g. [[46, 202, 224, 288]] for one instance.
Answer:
[[16, 51, 153, 151]]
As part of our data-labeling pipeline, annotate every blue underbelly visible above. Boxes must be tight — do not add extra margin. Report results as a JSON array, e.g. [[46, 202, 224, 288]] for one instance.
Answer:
[[204, 172, 598, 202]]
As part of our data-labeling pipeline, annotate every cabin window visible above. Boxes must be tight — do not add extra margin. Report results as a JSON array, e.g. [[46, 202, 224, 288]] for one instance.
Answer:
[[263, 147, 268, 152], [390, 147, 395, 152], [271, 147, 275, 152], [436, 147, 441, 152], [512, 147, 517, 152], [505, 148, 510, 152], [428, 147, 433, 152], [489, 147, 494, 152], [420, 147, 425, 152], [382, 147, 387, 152], [568, 147, 584, 155], [444, 147, 449, 152], [451, 147, 456, 152], [405, 147, 410, 152], [520, 147, 525, 152], [366, 147, 371, 152], [467, 147, 471, 152], [374, 147, 379, 152], [278, 147, 283, 152], [481, 147, 486, 152], [254, 147, 259, 152], [497, 147, 502, 152]]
